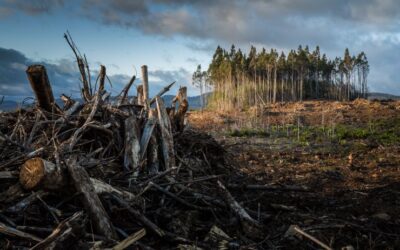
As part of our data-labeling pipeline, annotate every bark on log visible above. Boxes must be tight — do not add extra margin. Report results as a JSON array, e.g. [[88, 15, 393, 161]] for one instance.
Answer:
[[124, 116, 141, 175], [139, 112, 157, 161], [26, 65, 57, 113], [60, 94, 75, 110], [172, 87, 188, 132], [19, 158, 136, 201], [147, 131, 159, 175], [66, 157, 117, 240], [137, 85, 144, 106], [141, 65, 149, 109], [20, 158, 67, 190], [117, 75, 136, 106], [155, 96, 175, 170]]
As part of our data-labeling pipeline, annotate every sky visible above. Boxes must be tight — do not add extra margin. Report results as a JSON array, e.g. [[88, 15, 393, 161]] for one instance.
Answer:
[[1, 0, 400, 100]]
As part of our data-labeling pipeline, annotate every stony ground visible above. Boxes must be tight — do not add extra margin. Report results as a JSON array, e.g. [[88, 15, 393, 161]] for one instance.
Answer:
[[188, 99, 400, 249]]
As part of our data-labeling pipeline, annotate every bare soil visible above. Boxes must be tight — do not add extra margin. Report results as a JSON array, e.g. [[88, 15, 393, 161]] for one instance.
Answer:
[[188, 99, 400, 249]]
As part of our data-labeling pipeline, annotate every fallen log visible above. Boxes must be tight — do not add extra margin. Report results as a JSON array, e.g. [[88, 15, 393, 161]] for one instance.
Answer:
[[19, 158, 136, 201], [20, 158, 67, 190], [124, 116, 141, 175], [139, 111, 157, 161], [217, 180, 260, 234], [0, 221, 42, 242], [66, 156, 117, 240], [155, 96, 175, 170]]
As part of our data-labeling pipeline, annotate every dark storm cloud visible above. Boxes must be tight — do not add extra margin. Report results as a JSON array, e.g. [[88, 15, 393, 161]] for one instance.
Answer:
[[0, 0, 64, 15], [0, 47, 196, 99], [2, 0, 400, 94], [74, 0, 400, 94], [76, 0, 400, 45], [0, 47, 80, 97]]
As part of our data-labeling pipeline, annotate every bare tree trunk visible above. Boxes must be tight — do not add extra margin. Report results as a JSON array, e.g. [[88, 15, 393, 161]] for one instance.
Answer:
[[141, 65, 149, 109], [26, 65, 58, 113], [137, 85, 144, 106]]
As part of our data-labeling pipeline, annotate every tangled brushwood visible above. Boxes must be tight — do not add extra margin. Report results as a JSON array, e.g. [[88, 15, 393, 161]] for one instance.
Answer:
[[0, 35, 271, 249]]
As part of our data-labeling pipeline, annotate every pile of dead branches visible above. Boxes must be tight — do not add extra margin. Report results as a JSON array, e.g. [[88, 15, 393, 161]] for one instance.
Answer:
[[0, 36, 270, 249]]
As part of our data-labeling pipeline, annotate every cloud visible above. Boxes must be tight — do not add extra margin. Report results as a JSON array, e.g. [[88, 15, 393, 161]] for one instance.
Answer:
[[0, 0, 64, 15], [0, 47, 81, 97], [0, 47, 199, 99], [148, 68, 197, 96], [2, 0, 400, 94]]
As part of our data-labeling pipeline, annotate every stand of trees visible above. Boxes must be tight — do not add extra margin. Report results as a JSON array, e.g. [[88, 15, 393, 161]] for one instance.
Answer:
[[205, 45, 369, 110]]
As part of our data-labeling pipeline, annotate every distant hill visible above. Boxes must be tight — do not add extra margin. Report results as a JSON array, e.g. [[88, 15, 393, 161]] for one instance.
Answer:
[[0, 94, 207, 112], [368, 92, 400, 100], [0, 100, 18, 111], [162, 94, 208, 110], [5, 92, 398, 112]]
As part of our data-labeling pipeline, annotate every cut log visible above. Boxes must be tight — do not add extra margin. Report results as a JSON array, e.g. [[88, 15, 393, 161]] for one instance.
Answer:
[[124, 116, 141, 175], [141, 65, 149, 109], [137, 85, 144, 106], [139, 111, 157, 161], [147, 131, 159, 175], [172, 87, 188, 132], [20, 158, 67, 190], [155, 96, 175, 170], [26, 65, 58, 113], [66, 156, 117, 240], [19, 158, 135, 200]]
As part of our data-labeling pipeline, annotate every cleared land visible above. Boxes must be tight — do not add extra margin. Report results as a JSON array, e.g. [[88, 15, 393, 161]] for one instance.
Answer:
[[189, 99, 400, 249]]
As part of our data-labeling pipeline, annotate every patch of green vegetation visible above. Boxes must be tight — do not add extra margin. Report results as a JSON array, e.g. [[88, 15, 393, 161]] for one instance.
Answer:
[[227, 128, 270, 137], [224, 118, 400, 146], [335, 125, 370, 140]]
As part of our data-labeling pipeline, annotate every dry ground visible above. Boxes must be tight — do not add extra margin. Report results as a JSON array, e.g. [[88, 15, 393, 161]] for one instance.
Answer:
[[188, 99, 400, 249]]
